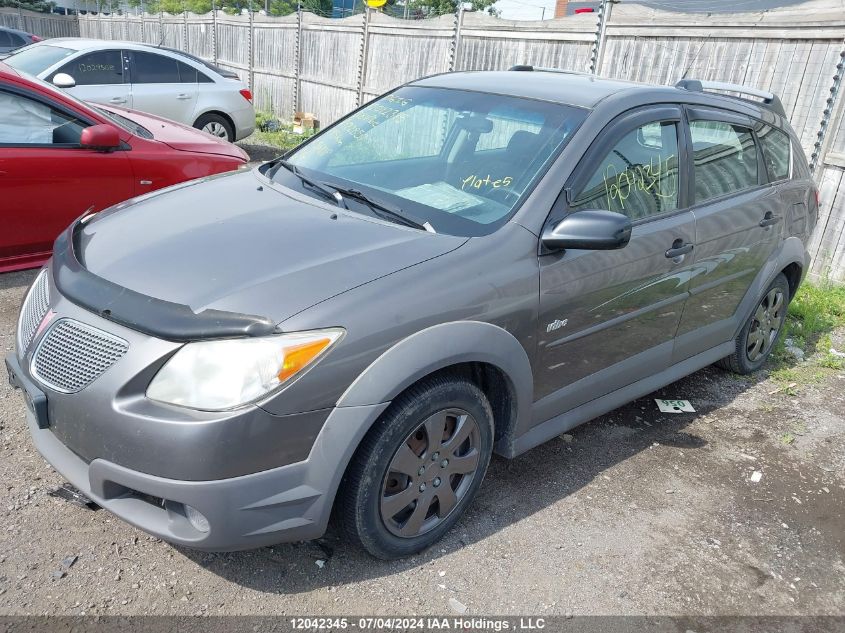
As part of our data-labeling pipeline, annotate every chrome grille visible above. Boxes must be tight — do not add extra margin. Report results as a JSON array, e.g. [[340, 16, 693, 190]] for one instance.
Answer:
[[17, 269, 50, 354], [31, 319, 129, 393]]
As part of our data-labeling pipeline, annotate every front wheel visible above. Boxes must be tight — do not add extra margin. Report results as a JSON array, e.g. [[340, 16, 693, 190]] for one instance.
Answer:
[[338, 375, 494, 559], [717, 273, 790, 374]]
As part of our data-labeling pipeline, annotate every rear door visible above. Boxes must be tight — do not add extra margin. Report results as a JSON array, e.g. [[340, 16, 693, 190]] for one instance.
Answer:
[[534, 106, 696, 419], [673, 108, 782, 360], [0, 85, 134, 264], [127, 50, 199, 125], [49, 49, 131, 109]]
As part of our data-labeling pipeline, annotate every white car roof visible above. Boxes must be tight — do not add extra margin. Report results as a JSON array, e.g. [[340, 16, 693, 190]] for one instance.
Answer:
[[41, 38, 175, 53]]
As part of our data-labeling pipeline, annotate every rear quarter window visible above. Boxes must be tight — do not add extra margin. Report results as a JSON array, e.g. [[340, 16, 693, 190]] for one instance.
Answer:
[[758, 125, 791, 182]]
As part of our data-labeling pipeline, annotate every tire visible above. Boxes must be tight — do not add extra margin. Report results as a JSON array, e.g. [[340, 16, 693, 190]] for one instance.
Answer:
[[193, 113, 234, 142], [716, 273, 790, 374], [338, 374, 494, 559]]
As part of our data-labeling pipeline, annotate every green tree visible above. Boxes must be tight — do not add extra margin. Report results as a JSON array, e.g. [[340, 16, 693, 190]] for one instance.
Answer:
[[406, 0, 497, 17], [0, 0, 57, 12]]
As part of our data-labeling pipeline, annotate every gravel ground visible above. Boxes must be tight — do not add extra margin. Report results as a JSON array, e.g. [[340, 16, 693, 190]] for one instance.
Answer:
[[1, 273, 844, 616]]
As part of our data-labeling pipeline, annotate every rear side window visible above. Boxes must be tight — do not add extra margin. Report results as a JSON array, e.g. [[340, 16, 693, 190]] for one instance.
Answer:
[[690, 121, 758, 203], [55, 50, 123, 86], [758, 125, 791, 182], [571, 120, 680, 220], [0, 32, 10, 47], [131, 51, 198, 83], [8, 32, 26, 47]]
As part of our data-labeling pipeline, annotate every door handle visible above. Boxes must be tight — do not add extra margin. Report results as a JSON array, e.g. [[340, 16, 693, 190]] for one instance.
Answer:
[[176, 93, 192, 100], [759, 212, 782, 228], [109, 97, 127, 104], [665, 239, 694, 259]]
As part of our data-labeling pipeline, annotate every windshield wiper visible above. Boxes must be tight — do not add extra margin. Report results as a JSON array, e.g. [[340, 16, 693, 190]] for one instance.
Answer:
[[269, 160, 342, 206], [322, 183, 433, 232]]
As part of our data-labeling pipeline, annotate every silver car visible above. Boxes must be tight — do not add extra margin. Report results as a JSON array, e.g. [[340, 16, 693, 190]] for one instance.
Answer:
[[4, 38, 255, 142]]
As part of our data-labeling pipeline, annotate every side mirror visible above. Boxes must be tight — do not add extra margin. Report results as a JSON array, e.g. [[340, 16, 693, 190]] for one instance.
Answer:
[[80, 124, 121, 152], [52, 72, 76, 88], [541, 209, 632, 251]]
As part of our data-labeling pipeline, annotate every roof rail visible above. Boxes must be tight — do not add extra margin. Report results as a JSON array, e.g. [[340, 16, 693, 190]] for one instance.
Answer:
[[509, 65, 592, 77], [675, 79, 786, 118]]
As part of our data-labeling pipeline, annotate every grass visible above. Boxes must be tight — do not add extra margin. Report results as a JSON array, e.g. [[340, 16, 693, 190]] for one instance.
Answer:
[[769, 279, 845, 385], [248, 112, 314, 152]]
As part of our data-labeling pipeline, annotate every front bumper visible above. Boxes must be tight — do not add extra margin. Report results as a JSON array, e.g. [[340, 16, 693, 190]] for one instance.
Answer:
[[9, 350, 387, 550]]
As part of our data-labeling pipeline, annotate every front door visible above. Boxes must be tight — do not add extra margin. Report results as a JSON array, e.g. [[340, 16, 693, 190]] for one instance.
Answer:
[[0, 87, 134, 265], [534, 107, 696, 422], [51, 49, 132, 110]]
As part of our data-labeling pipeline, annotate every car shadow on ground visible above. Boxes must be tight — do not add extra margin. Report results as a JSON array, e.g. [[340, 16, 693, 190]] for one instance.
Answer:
[[177, 361, 773, 595]]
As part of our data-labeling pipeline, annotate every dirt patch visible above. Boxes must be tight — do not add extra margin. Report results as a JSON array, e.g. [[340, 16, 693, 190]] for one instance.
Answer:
[[0, 269, 843, 616]]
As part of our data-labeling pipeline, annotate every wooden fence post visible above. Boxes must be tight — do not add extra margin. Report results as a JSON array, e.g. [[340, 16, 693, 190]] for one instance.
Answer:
[[211, 5, 218, 64], [295, 7, 303, 115], [158, 10, 164, 45], [356, 7, 371, 107], [183, 10, 189, 52], [248, 8, 255, 92], [449, 6, 464, 72], [811, 43, 845, 174]]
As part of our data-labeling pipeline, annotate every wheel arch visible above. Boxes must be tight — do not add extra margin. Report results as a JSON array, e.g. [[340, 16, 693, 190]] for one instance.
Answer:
[[193, 109, 235, 136], [337, 320, 533, 457]]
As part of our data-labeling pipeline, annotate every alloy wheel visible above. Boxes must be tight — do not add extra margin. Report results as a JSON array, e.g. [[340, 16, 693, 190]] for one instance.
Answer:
[[380, 408, 481, 538], [746, 287, 785, 362], [203, 121, 228, 138]]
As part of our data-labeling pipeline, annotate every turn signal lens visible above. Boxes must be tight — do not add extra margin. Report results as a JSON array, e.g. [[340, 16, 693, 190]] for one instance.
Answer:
[[239, 88, 253, 103], [278, 338, 333, 382]]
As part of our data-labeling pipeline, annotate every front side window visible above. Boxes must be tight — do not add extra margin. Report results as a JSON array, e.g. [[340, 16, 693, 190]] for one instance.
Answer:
[[5, 44, 75, 76], [570, 120, 680, 220], [690, 120, 758, 203], [283, 86, 586, 236], [758, 125, 791, 182], [54, 50, 123, 86], [0, 91, 87, 145]]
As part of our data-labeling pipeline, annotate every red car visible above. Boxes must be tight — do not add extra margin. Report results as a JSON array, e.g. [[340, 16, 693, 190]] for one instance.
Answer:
[[0, 62, 249, 273]]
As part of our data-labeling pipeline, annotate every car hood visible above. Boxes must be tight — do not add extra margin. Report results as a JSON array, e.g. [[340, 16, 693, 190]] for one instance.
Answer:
[[76, 170, 466, 325], [99, 104, 248, 161]]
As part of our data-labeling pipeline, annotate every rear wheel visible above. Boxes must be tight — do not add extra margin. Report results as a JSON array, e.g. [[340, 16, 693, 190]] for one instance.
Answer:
[[717, 273, 790, 374], [193, 113, 234, 142], [338, 375, 493, 559]]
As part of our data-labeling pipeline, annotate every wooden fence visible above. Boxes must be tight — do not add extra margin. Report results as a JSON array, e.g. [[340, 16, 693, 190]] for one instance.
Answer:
[[71, 0, 845, 282], [0, 7, 78, 38]]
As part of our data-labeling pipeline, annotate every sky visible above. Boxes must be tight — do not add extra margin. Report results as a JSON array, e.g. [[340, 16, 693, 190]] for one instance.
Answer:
[[492, 0, 807, 21]]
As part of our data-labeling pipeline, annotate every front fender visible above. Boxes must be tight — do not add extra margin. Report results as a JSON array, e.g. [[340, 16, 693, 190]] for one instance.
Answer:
[[337, 320, 534, 452]]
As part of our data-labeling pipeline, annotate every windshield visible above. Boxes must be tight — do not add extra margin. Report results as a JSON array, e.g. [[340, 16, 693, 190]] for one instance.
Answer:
[[280, 86, 586, 236], [5, 44, 75, 76]]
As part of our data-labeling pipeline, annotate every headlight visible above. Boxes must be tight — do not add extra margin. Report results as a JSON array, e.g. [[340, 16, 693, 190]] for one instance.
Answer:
[[146, 328, 343, 411]]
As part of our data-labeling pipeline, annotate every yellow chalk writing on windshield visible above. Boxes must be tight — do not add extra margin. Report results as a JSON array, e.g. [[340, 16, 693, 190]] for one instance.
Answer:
[[461, 174, 513, 190]]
